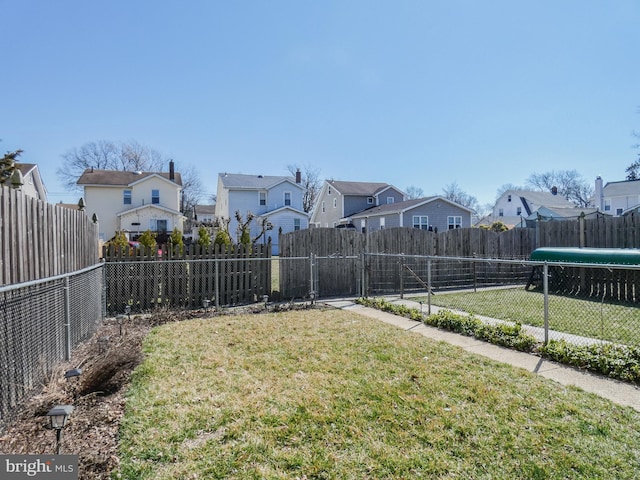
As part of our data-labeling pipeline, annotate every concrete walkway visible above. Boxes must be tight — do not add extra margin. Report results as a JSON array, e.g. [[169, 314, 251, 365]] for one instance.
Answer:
[[322, 298, 640, 412]]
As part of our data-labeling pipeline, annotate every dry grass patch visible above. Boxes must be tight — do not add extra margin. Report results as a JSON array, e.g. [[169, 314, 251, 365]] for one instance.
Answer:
[[118, 308, 640, 479]]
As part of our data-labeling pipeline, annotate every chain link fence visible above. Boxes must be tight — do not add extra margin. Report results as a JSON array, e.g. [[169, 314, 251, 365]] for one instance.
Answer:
[[363, 253, 640, 348], [0, 264, 104, 429]]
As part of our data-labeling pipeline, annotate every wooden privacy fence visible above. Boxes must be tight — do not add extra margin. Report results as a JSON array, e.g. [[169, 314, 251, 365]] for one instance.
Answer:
[[279, 228, 537, 297], [102, 244, 271, 314], [0, 186, 99, 286]]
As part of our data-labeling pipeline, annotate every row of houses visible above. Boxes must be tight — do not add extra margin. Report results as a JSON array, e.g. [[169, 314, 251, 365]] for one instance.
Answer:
[[10, 159, 640, 255]]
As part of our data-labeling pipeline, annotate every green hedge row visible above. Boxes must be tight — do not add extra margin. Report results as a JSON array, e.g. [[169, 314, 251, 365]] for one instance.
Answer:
[[356, 297, 640, 384]]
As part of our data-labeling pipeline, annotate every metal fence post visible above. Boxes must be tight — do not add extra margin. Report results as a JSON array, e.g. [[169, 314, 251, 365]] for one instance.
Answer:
[[64, 276, 72, 361], [214, 259, 220, 309], [427, 258, 432, 315], [310, 253, 315, 296], [543, 262, 549, 344]]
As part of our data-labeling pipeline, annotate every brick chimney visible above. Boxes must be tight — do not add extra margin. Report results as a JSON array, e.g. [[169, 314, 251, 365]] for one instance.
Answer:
[[169, 160, 175, 181], [295, 168, 301, 184]]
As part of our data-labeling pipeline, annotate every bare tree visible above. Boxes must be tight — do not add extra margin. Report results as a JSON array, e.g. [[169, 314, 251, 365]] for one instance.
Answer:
[[57, 139, 165, 190], [442, 182, 479, 213], [405, 185, 424, 200], [179, 164, 205, 215], [525, 170, 593, 207], [495, 183, 525, 198], [287, 164, 321, 213]]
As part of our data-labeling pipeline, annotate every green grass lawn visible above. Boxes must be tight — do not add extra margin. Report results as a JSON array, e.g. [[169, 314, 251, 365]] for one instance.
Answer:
[[117, 308, 640, 479], [411, 288, 640, 346]]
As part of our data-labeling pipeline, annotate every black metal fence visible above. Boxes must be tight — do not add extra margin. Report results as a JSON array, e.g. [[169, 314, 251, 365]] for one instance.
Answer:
[[0, 264, 104, 429]]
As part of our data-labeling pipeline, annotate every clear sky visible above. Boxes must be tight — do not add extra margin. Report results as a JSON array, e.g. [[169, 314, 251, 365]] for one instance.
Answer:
[[2, 1, 638, 210]]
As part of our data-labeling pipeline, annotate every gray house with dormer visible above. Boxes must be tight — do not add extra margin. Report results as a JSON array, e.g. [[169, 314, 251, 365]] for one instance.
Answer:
[[310, 180, 406, 228]]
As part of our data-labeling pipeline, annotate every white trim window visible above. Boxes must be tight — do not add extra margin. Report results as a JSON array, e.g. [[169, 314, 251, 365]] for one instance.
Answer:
[[259, 191, 266, 206], [294, 218, 301, 231], [284, 191, 291, 206], [448, 216, 462, 229], [413, 215, 428, 230], [604, 199, 611, 212], [123, 189, 132, 205], [151, 189, 160, 204], [387, 197, 394, 204], [367, 196, 374, 205]]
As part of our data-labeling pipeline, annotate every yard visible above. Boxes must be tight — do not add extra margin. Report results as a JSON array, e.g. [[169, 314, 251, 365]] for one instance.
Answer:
[[116, 307, 640, 479], [412, 287, 640, 346]]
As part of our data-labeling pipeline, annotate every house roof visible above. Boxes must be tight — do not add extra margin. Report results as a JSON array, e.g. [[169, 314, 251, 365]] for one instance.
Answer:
[[218, 173, 300, 190], [501, 190, 575, 210], [116, 203, 183, 217], [525, 206, 601, 221], [328, 180, 391, 196], [258, 205, 309, 218], [77, 169, 183, 187], [603, 179, 640, 196], [194, 204, 216, 215], [350, 196, 473, 218], [16, 163, 37, 176]]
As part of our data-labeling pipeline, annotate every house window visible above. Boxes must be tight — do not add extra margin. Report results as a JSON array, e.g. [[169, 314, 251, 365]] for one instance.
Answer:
[[328, 186, 332, 195], [499, 208, 504, 217], [367, 197, 374, 204], [380, 218, 385, 230], [508, 195, 512, 202], [333, 198, 337, 208], [259, 192, 266, 206], [516, 207, 522, 215], [413, 215, 428, 230], [284, 192, 291, 206], [448, 216, 462, 229], [387, 197, 394, 205], [294, 218, 301, 231], [617, 208, 623, 216], [360, 219, 366, 233], [123, 190, 132, 205], [150, 219, 168, 233], [152, 189, 160, 204], [322, 201, 325, 213], [604, 199, 611, 211]]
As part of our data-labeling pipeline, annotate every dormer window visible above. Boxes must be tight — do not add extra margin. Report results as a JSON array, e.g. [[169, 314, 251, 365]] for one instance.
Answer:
[[387, 197, 394, 204], [367, 197, 374, 204]]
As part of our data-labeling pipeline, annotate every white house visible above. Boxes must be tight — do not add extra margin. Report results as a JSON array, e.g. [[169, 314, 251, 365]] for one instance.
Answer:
[[488, 188, 577, 228], [15, 163, 47, 202], [594, 176, 640, 216], [77, 161, 184, 241], [216, 172, 309, 254]]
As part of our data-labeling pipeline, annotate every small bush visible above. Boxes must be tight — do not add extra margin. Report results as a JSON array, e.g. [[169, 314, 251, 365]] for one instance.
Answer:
[[539, 340, 640, 384]]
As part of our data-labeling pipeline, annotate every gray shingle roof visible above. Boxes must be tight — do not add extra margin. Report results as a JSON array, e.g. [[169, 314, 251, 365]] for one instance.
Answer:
[[77, 168, 182, 186], [603, 179, 640, 196], [219, 173, 296, 189], [328, 180, 391, 196]]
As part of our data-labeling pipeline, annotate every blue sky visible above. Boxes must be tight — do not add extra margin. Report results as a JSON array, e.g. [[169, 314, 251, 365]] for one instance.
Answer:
[[2, 1, 638, 209]]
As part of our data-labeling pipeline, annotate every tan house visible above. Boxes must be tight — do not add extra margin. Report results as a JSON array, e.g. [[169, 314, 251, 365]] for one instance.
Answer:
[[77, 161, 184, 241]]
